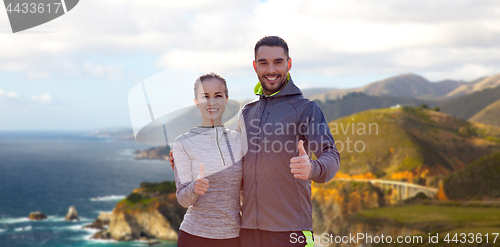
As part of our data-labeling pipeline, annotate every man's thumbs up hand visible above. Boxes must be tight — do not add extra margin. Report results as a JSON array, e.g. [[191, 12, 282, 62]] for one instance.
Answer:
[[195, 164, 209, 195], [290, 140, 312, 180], [299, 139, 307, 157]]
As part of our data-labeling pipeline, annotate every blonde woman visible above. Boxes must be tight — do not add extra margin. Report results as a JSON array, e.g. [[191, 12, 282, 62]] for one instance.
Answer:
[[173, 73, 243, 247]]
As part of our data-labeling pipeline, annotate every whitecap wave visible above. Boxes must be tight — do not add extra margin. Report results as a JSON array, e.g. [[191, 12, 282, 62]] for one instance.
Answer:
[[0, 217, 30, 224], [14, 225, 31, 231], [85, 237, 152, 247], [0, 228, 5, 233], [45, 216, 65, 222], [79, 217, 94, 222], [43, 223, 88, 232], [90, 195, 125, 201], [69, 226, 105, 242], [83, 237, 116, 243], [67, 223, 98, 232]]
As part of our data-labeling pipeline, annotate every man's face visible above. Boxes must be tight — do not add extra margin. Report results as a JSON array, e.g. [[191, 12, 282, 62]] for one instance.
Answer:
[[253, 46, 292, 96]]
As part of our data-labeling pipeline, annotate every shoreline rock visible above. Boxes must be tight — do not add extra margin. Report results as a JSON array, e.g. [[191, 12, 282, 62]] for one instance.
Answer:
[[65, 206, 80, 221], [84, 212, 112, 230], [28, 211, 47, 220]]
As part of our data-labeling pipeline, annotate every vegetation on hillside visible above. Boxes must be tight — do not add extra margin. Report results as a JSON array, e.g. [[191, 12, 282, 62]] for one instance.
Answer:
[[355, 204, 500, 247], [443, 152, 500, 201], [315, 92, 440, 123], [118, 181, 178, 210], [469, 99, 500, 127], [440, 86, 500, 120], [312, 180, 384, 235], [329, 106, 500, 181]]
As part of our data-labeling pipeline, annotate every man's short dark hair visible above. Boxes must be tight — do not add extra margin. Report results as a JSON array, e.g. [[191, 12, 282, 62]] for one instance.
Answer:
[[254, 36, 289, 59]]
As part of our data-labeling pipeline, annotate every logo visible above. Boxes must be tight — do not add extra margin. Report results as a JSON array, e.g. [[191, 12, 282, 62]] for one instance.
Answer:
[[3, 0, 79, 33]]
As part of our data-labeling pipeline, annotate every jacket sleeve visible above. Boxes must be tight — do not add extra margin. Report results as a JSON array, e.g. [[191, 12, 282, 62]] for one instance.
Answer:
[[301, 101, 340, 183], [173, 139, 199, 208], [236, 110, 248, 157]]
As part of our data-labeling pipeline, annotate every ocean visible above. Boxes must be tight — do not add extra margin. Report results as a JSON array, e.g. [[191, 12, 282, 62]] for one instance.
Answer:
[[0, 131, 177, 247]]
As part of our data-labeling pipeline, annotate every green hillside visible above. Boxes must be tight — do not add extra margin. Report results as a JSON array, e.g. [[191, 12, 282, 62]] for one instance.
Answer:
[[440, 86, 500, 120], [443, 151, 500, 201], [316, 92, 440, 123], [355, 204, 500, 247], [469, 99, 500, 127], [330, 106, 500, 179]]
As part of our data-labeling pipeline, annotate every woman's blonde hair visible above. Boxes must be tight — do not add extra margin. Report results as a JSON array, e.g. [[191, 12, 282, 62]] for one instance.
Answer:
[[193, 72, 228, 99]]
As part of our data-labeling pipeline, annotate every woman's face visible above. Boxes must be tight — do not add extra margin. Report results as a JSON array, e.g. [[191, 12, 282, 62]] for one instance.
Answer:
[[194, 78, 228, 126]]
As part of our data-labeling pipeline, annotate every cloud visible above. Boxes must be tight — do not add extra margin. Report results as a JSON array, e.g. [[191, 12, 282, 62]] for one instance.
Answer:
[[0, 0, 500, 81], [157, 49, 253, 77], [424, 64, 500, 82], [31, 93, 53, 103], [0, 88, 19, 98], [0, 88, 24, 106], [83, 62, 124, 80], [0, 89, 56, 105]]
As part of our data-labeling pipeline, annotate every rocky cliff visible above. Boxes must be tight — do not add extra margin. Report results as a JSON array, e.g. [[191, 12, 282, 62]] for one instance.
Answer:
[[134, 146, 170, 160], [312, 180, 384, 237], [311, 180, 433, 247], [90, 181, 186, 242]]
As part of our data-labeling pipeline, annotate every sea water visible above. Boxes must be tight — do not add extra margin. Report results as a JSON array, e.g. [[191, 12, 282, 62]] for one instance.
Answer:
[[0, 131, 177, 247]]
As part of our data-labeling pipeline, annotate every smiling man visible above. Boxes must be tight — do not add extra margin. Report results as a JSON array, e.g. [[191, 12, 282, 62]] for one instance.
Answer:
[[238, 36, 340, 247], [253, 44, 289, 95]]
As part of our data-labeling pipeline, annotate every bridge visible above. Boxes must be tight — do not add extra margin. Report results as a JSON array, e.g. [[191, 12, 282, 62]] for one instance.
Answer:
[[335, 178, 439, 201]]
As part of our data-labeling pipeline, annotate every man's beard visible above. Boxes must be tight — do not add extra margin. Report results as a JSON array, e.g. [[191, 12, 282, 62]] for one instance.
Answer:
[[259, 72, 287, 95]]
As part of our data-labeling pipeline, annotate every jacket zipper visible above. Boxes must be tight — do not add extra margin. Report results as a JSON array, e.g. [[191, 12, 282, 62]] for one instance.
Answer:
[[215, 126, 225, 166], [255, 97, 269, 228]]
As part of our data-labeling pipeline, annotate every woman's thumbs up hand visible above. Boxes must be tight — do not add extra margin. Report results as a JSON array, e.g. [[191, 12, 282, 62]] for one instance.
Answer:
[[194, 164, 209, 195]]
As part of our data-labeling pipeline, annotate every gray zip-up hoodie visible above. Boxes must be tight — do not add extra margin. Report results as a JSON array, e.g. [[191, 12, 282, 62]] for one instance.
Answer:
[[239, 75, 340, 231], [173, 126, 244, 239]]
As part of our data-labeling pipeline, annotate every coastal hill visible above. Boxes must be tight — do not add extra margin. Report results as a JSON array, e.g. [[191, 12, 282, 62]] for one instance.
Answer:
[[444, 151, 500, 201], [312, 73, 468, 101], [446, 73, 500, 98], [361, 74, 465, 98], [315, 92, 440, 123], [134, 146, 171, 161], [440, 85, 500, 120], [329, 106, 500, 182], [470, 99, 500, 127]]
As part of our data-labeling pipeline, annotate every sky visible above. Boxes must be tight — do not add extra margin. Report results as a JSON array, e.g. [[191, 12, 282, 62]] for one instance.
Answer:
[[1, 0, 500, 130]]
